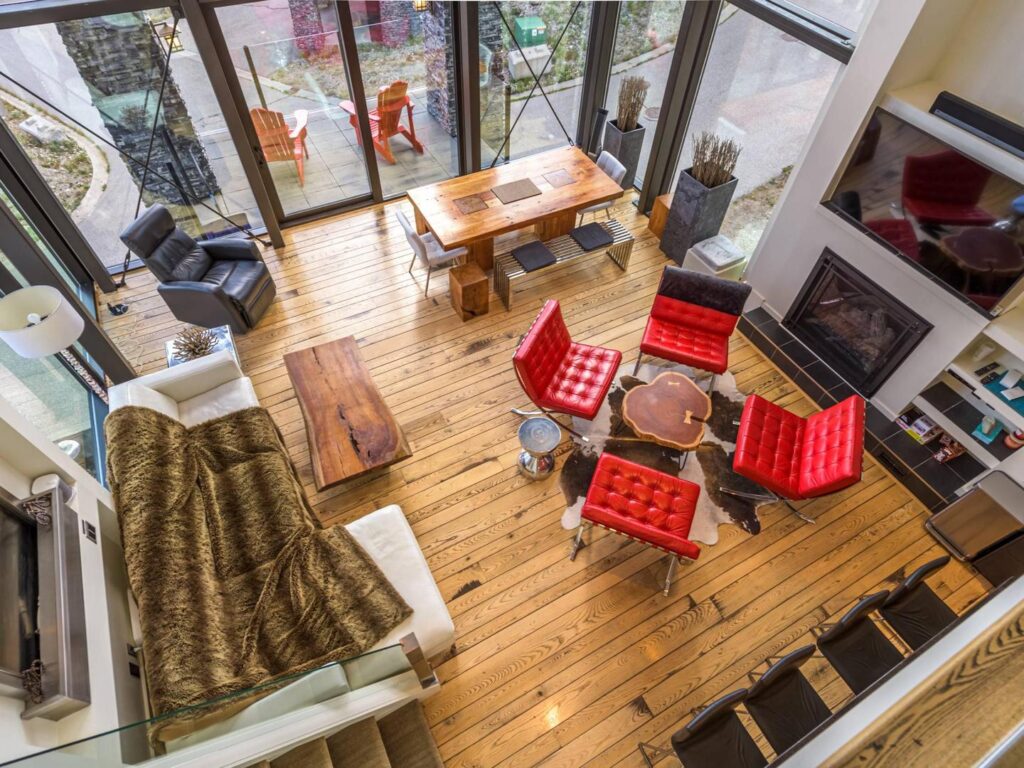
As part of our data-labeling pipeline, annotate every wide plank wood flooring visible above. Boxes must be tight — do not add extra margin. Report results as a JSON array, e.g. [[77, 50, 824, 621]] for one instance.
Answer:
[[100, 194, 990, 766]]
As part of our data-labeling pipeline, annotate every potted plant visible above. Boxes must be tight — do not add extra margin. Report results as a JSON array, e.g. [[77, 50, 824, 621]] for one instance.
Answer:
[[602, 75, 650, 189], [661, 131, 742, 264]]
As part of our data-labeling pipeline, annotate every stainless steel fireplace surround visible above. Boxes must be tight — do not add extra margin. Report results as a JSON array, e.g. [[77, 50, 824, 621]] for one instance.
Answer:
[[0, 487, 89, 720]]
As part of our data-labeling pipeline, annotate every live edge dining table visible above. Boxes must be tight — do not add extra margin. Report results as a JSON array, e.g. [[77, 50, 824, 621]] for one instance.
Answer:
[[406, 146, 624, 270]]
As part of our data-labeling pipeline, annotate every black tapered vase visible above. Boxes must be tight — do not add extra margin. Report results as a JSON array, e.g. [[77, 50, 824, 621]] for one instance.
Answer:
[[660, 168, 738, 264], [602, 119, 645, 190]]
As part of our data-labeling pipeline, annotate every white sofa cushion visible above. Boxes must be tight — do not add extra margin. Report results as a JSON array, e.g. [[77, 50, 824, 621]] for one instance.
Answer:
[[346, 504, 455, 661], [108, 382, 180, 421], [177, 377, 260, 428]]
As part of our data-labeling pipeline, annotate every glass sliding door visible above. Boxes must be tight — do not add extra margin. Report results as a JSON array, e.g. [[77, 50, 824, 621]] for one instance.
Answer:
[[350, 1, 460, 197], [672, 3, 842, 254], [0, 8, 264, 275], [479, 1, 593, 167], [214, 0, 372, 217]]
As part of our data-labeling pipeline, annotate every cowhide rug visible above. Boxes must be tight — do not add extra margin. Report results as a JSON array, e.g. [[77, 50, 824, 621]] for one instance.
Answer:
[[559, 361, 765, 545]]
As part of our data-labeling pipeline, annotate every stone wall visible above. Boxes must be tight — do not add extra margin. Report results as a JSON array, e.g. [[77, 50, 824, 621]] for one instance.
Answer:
[[56, 14, 218, 205], [423, 3, 456, 137]]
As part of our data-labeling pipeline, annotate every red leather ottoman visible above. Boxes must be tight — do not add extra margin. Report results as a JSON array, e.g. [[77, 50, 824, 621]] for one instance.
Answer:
[[571, 452, 701, 595]]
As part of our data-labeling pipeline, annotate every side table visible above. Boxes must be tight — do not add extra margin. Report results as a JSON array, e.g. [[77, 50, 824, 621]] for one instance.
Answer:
[[450, 263, 489, 321]]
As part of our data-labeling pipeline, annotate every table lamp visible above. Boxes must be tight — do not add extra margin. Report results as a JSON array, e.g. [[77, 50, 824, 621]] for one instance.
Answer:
[[0, 286, 107, 404]]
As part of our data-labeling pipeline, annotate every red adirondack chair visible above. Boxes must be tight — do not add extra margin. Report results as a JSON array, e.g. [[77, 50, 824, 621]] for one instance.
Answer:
[[340, 80, 424, 165], [250, 107, 309, 186]]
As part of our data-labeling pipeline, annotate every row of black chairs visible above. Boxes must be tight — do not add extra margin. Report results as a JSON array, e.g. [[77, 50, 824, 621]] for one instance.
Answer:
[[640, 557, 959, 767]]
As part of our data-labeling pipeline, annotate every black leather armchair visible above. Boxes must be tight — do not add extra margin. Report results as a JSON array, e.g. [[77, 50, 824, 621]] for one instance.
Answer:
[[119, 205, 276, 333]]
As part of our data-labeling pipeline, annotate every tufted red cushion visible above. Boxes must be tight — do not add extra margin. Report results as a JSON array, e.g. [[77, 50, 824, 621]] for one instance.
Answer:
[[902, 151, 996, 226], [582, 453, 701, 560], [514, 300, 622, 420], [639, 295, 737, 374], [733, 394, 865, 500], [864, 218, 920, 262]]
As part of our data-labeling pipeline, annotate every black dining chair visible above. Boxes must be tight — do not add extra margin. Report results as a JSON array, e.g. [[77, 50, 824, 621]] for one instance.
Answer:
[[743, 645, 832, 756], [880, 556, 958, 650], [814, 591, 905, 695], [670, 689, 767, 768]]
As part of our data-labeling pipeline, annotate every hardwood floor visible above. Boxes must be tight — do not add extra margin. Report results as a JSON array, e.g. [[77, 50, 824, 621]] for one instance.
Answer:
[[99, 195, 990, 766]]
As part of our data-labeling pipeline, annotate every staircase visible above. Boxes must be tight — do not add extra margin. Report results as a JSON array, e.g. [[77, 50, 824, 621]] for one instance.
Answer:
[[254, 701, 444, 768]]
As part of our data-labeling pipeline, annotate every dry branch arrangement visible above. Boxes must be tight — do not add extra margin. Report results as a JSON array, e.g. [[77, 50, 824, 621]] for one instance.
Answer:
[[690, 131, 742, 188], [616, 75, 650, 132], [172, 326, 219, 361]]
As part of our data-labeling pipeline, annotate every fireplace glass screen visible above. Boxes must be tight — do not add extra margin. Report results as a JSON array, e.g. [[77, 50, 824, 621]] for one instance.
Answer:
[[785, 251, 932, 396]]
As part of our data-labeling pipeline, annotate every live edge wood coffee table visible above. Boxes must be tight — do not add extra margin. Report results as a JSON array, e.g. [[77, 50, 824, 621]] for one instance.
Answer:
[[621, 371, 712, 450], [284, 337, 411, 490]]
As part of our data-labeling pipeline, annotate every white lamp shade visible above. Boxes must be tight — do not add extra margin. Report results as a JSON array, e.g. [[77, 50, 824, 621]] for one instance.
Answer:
[[0, 286, 85, 358]]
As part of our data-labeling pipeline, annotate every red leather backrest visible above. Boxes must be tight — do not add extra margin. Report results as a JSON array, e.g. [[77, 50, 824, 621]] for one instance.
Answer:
[[798, 395, 865, 497], [902, 150, 992, 206], [513, 300, 572, 403], [651, 295, 740, 337]]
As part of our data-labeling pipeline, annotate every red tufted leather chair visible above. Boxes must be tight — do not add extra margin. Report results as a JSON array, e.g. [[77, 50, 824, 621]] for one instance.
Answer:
[[635, 266, 752, 381], [728, 394, 865, 523], [901, 150, 996, 227], [513, 300, 622, 424], [571, 452, 701, 595], [864, 218, 920, 262]]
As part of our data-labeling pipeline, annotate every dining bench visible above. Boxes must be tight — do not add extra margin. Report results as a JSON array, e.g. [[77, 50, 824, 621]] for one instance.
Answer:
[[493, 218, 634, 309]]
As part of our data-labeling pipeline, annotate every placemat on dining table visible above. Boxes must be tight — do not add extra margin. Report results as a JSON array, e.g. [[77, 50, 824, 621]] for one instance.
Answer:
[[454, 194, 488, 214], [491, 178, 542, 205], [543, 169, 575, 188]]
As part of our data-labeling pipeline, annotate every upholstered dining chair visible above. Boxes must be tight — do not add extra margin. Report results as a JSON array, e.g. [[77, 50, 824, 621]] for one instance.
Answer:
[[634, 266, 752, 391], [901, 150, 996, 227], [571, 452, 700, 596], [395, 210, 467, 297], [578, 151, 627, 223], [743, 645, 832, 756], [814, 591, 904, 695], [880, 556, 957, 650], [725, 393, 865, 523], [511, 300, 621, 440], [669, 689, 767, 768]]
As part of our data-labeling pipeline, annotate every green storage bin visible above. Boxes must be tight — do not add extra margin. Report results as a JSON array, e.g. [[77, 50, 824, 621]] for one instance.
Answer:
[[513, 17, 547, 48]]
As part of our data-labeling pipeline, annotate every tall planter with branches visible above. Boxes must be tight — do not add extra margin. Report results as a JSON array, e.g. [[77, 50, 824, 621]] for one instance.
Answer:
[[601, 75, 650, 189], [661, 132, 743, 264]]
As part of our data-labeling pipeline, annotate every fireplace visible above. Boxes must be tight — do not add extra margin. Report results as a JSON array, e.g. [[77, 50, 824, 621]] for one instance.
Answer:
[[784, 250, 932, 396]]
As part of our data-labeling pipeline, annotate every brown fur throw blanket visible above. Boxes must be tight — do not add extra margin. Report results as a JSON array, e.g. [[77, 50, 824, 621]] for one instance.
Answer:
[[105, 405, 411, 720]]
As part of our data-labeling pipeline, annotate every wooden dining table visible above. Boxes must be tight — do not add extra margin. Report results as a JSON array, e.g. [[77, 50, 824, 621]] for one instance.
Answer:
[[406, 146, 624, 270]]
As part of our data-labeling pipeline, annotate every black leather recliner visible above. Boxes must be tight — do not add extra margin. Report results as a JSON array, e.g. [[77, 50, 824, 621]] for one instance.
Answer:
[[119, 205, 276, 334]]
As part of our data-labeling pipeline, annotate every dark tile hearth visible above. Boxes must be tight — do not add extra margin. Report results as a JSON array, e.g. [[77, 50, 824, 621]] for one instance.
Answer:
[[738, 310, 986, 512]]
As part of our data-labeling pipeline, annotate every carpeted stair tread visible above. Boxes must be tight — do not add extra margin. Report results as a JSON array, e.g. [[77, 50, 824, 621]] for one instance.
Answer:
[[270, 737, 333, 768], [326, 717, 392, 768], [378, 701, 444, 768]]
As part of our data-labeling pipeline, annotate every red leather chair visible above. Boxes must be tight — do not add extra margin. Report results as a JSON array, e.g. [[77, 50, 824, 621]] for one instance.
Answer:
[[571, 453, 700, 596], [902, 150, 996, 227], [727, 394, 865, 523], [512, 300, 621, 434], [864, 218, 920, 262], [634, 267, 752, 385]]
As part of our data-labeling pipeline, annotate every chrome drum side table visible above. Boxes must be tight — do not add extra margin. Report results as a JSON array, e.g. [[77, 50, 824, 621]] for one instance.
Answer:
[[517, 417, 561, 480]]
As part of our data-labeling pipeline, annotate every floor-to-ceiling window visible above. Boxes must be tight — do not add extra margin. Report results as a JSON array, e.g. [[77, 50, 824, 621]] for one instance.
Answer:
[[0, 8, 264, 274], [479, 1, 593, 167], [670, 2, 842, 254]]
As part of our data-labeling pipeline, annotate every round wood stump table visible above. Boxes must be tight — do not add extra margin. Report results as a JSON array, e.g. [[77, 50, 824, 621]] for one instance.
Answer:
[[621, 371, 712, 450]]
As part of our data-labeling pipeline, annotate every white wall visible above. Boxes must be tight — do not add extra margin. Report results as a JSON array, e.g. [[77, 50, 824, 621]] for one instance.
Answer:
[[0, 397, 145, 764], [744, 0, 1005, 418]]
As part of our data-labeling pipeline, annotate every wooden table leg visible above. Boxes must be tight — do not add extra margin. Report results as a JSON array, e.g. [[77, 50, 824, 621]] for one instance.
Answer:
[[467, 238, 494, 271], [413, 205, 428, 235], [535, 210, 577, 240]]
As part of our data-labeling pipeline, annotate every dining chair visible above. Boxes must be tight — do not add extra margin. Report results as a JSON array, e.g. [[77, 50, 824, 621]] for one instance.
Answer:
[[578, 151, 627, 222], [880, 556, 957, 650], [814, 591, 904, 695], [250, 107, 308, 187], [669, 689, 767, 768], [395, 210, 467, 297], [744, 645, 831, 756], [725, 393, 865, 523]]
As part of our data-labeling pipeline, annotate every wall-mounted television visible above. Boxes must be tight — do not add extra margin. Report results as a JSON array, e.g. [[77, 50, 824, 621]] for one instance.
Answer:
[[824, 108, 1024, 315]]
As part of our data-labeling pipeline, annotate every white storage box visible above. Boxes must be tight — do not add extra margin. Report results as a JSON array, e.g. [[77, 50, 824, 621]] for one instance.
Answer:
[[682, 234, 747, 281]]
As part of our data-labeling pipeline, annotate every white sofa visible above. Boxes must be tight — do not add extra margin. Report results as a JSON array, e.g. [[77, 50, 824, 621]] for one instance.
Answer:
[[108, 352, 455, 660]]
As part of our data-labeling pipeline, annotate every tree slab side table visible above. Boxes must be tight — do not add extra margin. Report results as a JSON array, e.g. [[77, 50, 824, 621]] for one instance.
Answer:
[[621, 371, 711, 450]]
